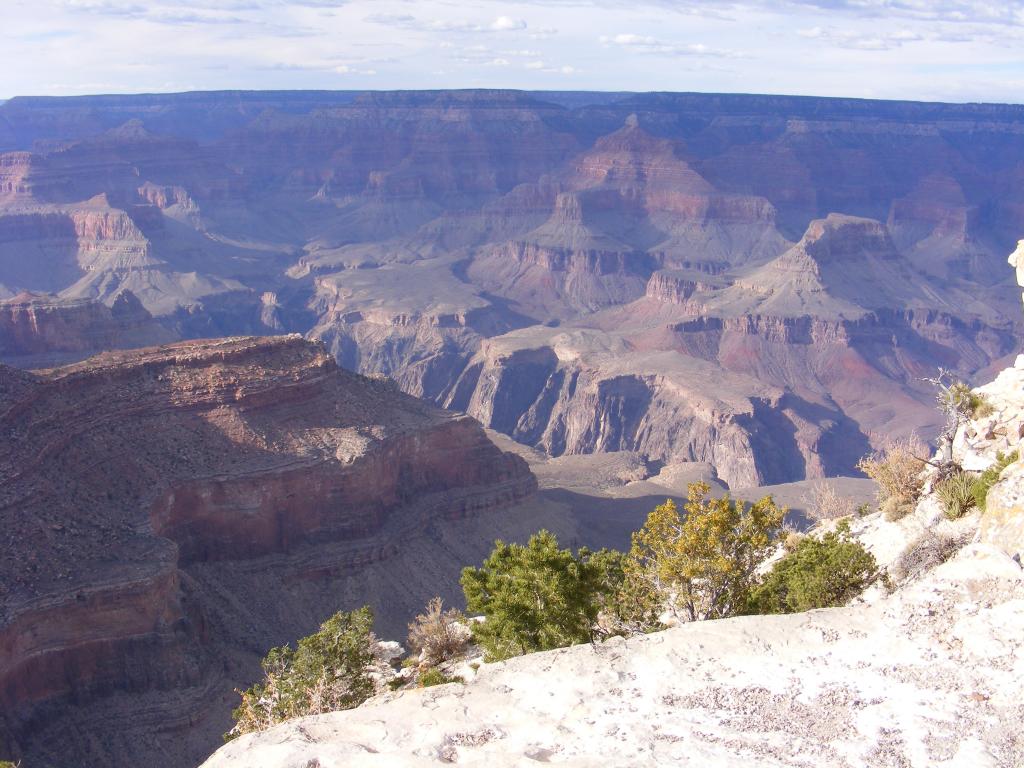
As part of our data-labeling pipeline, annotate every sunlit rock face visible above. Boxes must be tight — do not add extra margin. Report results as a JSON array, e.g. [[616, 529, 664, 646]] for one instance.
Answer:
[[201, 241, 1024, 768]]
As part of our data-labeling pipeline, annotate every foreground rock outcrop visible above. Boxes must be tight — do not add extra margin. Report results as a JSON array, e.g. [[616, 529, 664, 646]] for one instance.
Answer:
[[203, 541, 1023, 767], [202, 357, 1024, 768], [0, 336, 559, 768]]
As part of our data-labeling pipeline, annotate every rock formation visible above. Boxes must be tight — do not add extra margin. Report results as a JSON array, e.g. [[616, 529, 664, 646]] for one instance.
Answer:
[[200, 542, 1024, 767], [1, 90, 1022, 482], [0, 289, 175, 366], [0, 335, 559, 768], [1009, 239, 1024, 305], [198, 243, 1024, 768]]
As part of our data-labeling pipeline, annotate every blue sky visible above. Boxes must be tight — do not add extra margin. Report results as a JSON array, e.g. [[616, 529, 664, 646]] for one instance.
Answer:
[[2, 0, 1023, 102]]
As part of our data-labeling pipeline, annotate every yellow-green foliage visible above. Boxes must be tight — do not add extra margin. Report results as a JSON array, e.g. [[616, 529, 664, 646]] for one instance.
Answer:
[[971, 451, 1018, 512], [227, 607, 377, 740], [936, 470, 976, 520], [624, 482, 785, 623], [857, 436, 927, 520]]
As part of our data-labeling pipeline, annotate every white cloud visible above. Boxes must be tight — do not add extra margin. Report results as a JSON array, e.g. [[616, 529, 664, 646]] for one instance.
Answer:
[[600, 33, 743, 58], [4, 0, 1024, 102], [491, 16, 526, 31], [366, 12, 528, 35], [798, 24, 926, 50]]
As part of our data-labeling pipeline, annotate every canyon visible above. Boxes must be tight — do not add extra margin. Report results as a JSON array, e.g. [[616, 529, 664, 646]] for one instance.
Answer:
[[2, 90, 1024, 767], [203, 288, 1024, 768], [0, 335, 572, 768], [1, 90, 1022, 486], [0, 289, 174, 367]]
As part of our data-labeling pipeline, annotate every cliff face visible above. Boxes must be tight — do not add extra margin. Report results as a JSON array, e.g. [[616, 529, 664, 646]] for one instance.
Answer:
[[438, 332, 869, 488], [0, 290, 175, 365], [0, 335, 541, 768]]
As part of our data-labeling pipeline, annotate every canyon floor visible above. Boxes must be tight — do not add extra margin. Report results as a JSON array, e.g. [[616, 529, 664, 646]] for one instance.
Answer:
[[486, 428, 876, 552]]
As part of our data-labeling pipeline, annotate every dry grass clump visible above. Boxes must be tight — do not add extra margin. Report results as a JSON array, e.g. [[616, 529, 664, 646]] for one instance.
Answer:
[[935, 470, 976, 520], [800, 481, 857, 522], [783, 532, 806, 552], [857, 435, 928, 521], [890, 528, 972, 585], [407, 597, 470, 668]]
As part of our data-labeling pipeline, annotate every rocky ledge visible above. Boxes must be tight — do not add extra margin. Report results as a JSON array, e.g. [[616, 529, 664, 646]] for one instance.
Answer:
[[0, 335, 541, 768], [202, 541, 1022, 767]]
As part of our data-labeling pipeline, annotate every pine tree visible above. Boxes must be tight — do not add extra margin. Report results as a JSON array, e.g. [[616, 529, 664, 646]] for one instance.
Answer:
[[461, 531, 623, 661], [748, 520, 877, 614]]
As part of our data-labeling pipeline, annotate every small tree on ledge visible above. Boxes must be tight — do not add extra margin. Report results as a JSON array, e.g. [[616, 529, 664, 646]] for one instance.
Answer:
[[623, 482, 785, 624]]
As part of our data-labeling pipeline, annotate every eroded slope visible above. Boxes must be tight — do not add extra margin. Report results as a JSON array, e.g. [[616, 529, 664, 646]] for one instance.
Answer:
[[0, 335, 554, 768]]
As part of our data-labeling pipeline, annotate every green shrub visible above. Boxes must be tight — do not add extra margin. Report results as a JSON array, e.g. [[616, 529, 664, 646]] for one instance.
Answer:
[[971, 450, 1018, 512], [936, 470, 976, 520], [941, 380, 993, 420], [227, 607, 377, 740], [971, 395, 995, 419], [418, 668, 464, 688], [461, 531, 623, 661], [748, 521, 877, 614], [623, 483, 784, 625]]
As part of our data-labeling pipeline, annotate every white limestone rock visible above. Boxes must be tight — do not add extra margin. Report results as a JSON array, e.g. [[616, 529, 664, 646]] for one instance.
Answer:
[[202, 542, 1023, 768]]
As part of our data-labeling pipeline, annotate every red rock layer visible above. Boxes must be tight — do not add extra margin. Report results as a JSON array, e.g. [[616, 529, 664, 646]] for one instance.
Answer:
[[0, 335, 535, 765]]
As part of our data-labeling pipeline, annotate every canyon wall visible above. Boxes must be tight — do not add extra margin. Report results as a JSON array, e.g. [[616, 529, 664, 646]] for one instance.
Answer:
[[0, 335, 546, 768], [0, 90, 1022, 483], [0, 289, 175, 365]]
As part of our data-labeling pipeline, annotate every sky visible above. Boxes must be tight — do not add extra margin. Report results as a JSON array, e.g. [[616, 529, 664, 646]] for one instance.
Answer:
[[2, 0, 1024, 103]]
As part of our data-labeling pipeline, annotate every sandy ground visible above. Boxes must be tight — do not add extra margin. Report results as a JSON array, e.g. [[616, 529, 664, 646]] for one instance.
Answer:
[[486, 429, 878, 553]]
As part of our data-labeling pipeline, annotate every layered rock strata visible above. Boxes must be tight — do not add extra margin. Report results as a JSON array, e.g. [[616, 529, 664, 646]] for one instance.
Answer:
[[0, 289, 175, 365], [1, 91, 1022, 484], [0, 335, 541, 768]]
